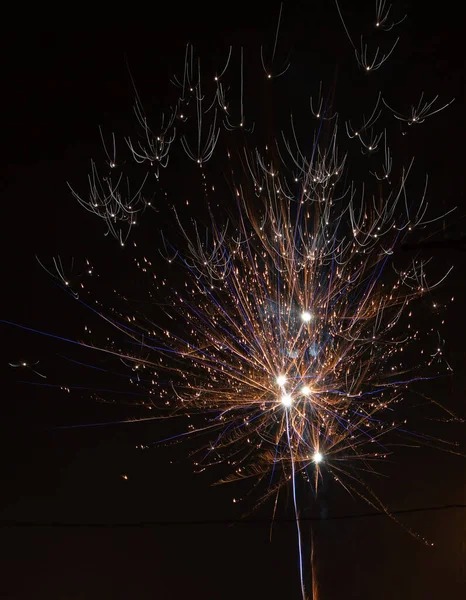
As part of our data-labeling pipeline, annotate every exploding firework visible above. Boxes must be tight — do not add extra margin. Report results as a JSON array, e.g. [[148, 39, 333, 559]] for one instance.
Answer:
[[6, 2, 460, 598]]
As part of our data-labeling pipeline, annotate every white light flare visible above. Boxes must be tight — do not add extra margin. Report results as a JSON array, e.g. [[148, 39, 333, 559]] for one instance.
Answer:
[[313, 451, 323, 464], [276, 374, 287, 386], [301, 311, 313, 322], [281, 394, 293, 407]]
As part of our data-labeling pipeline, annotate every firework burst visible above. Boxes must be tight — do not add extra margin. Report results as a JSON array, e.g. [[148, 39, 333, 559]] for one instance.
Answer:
[[6, 2, 460, 598]]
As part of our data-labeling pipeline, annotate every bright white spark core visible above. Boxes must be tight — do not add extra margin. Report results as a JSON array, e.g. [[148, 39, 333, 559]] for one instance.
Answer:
[[300, 386, 312, 396], [313, 452, 323, 464], [281, 394, 293, 407], [301, 311, 313, 322], [276, 374, 287, 386]]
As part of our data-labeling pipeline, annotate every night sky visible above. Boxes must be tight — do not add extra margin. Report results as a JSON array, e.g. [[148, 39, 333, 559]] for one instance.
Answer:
[[1, 2, 465, 598]]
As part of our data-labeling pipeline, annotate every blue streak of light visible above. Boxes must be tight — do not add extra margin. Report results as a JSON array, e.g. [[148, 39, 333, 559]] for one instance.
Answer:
[[285, 409, 306, 600], [18, 380, 148, 397], [56, 354, 155, 384]]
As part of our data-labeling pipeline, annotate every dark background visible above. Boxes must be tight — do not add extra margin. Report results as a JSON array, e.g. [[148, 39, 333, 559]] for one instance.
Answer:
[[1, 2, 465, 598]]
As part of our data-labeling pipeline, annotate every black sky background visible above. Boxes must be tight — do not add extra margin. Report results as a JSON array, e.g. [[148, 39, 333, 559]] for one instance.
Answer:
[[1, 2, 466, 598]]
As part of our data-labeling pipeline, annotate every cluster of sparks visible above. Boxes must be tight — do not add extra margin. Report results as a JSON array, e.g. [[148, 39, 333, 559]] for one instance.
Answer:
[[8, 3, 459, 598]]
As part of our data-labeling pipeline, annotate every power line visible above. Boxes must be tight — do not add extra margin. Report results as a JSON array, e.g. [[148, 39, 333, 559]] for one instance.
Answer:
[[1, 503, 465, 527]]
